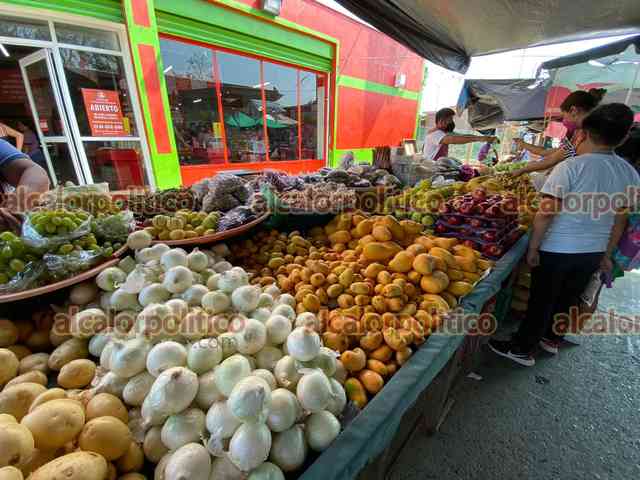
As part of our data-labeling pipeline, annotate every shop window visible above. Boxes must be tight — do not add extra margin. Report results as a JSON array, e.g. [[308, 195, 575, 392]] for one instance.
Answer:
[[83, 140, 144, 190], [23, 58, 65, 137], [0, 15, 50, 41], [262, 62, 299, 161], [159, 36, 327, 167], [217, 51, 266, 164], [59, 49, 137, 137], [54, 23, 120, 51], [159, 38, 224, 166]]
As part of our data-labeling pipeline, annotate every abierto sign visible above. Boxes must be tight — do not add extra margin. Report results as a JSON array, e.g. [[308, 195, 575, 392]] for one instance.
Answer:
[[81, 88, 127, 137]]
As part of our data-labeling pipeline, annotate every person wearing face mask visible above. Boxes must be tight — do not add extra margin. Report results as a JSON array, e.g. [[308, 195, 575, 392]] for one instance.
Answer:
[[511, 89, 606, 177], [422, 108, 497, 161]]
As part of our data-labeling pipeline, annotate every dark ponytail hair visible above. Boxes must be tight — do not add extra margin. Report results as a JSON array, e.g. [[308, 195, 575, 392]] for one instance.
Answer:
[[560, 89, 606, 113]]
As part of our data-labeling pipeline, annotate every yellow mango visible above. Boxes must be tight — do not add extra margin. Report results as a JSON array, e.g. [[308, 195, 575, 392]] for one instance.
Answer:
[[419, 270, 450, 294], [388, 251, 414, 273], [447, 281, 474, 297]]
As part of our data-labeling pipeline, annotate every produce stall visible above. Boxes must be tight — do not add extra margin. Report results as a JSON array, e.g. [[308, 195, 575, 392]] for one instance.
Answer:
[[0, 167, 533, 480]]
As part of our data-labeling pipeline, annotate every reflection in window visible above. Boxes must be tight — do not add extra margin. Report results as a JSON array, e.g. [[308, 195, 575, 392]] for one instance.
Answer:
[[160, 38, 224, 166], [217, 51, 265, 163], [60, 49, 137, 137], [159, 36, 327, 165], [0, 15, 50, 40], [55, 23, 120, 51], [84, 141, 144, 190]]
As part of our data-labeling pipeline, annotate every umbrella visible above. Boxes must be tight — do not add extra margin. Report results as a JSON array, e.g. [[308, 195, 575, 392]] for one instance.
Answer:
[[225, 111, 257, 128]]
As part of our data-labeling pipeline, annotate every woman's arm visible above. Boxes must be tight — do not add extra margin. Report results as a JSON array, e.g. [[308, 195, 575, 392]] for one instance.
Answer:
[[512, 148, 566, 176], [515, 139, 551, 156], [526, 195, 561, 267], [0, 124, 24, 152]]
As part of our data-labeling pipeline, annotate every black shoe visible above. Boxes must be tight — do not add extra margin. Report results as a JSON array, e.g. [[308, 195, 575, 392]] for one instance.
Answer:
[[488, 339, 535, 367]]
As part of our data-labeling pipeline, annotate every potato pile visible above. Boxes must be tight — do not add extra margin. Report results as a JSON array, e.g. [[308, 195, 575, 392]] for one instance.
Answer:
[[0, 378, 141, 479], [233, 212, 492, 407]]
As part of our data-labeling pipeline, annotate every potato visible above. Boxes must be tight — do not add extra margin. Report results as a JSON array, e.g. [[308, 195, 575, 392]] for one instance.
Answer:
[[0, 415, 34, 470], [119, 473, 146, 480], [116, 441, 144, 473], [4, 371, 47, 389], [0, 320, 18, 347], [0, 349, 19, 387], [0, 383, 46, 421], [17, 448, 56, 477], [86, 393, 128, 424], [78, 416, 131, 461], [28, 388, 67, 413], [57, 359, 96, 389], [49, 316, 72, 347], [107, 462, 117, 480], [48, 338, 89, 371], [18, 353, 49, 375], [0, 466, 23, 480], [29, 452, 108, 480], [24, 331, 51, 353], [5, 346, 30, 361], [21, 399, 85, 450]]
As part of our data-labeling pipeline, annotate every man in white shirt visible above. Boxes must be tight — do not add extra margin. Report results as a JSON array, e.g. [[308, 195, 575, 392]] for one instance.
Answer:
[[489, 103, 640, 367], [422, 108, 497, 161]]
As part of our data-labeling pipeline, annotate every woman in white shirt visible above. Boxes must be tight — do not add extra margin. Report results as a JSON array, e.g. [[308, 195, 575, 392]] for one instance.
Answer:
[[489, 103, 640, 367]]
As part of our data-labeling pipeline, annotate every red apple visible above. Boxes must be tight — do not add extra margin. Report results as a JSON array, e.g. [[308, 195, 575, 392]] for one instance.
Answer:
[[448, 216, 462, 226], [488, 245, 504, 257], [459, 202, 475, 215], [482, 231, 497, 242], [435, 224, 448, 234], [438, 203, 451, 214], [463, 240, 478, 249], [470, 218, 483, 228]]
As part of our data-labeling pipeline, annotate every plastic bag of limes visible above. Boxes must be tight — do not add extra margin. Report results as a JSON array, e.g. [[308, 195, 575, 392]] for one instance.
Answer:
[[0, 231, 46, 292], [22, 207, 92, 250]]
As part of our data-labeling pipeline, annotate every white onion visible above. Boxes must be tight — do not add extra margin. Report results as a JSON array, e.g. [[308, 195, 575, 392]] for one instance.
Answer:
[[123, 371, 156, 407], [161, 408, 206, 450], [262, 284, 280, 299], [295, 312, 320, 331], [231, 285, 261, 313], [188, 249, 210, 272], [273, 356, 301, 391], [210, 455, 244, 480], [267, 388, 300, 433], [218, 268, 248, 293], [138, 283, 171, 308], [333, 360, 347, 384], [326, 378, 347, 417], [146, 341, 188, 377], [161, 249, 188, 271], [227, 376, 272, 423], [218, 332, 238, 359], [164, 442, 211, 480], [163, 266, 194, 294], [229, 423, 272, 472], [206, 401, 241, 442], [305, 410, 341, 451], [70, 281, 98, 305], [144, 426, 169, 463], [96, 266, 126, 291], [248, 462, 285, 480], [255, 346, 283, 371], [201, 291, 231, 315], [182, 285, 209, 307], [166, 298, 189, 321], [296, 370, 332, 413], [309, 347, 337, 377], [276, 294, 295, 308], [110, 337, 152, 378], [286, 327, 320, 362], [251, 308, 271, 323], [195, 371, 225, 409], [265, 315, 291, 345], [252, 369, 277, 391], [214, 354, 251, 397], [141, 366, 199, 426], [235, 319, 267, 355], [188, 338, 223, 374], [256, 293, 274, 310], [88, 329, 112, 357], [271, 304, 295, 321], [269, 425, 307, 472]]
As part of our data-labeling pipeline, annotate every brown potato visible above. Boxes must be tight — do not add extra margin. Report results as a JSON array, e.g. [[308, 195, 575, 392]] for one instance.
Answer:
[[21, 399, 85, 449], [29, 452, 108, 480], [85, 393, 128, 424], [0, 383, 46, 421], [57, 359, 96, 389], [78, 416, 131, 461]]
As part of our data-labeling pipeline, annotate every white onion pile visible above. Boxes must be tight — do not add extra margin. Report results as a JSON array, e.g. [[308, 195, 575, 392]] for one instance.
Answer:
[[84, 238, 347, 478]]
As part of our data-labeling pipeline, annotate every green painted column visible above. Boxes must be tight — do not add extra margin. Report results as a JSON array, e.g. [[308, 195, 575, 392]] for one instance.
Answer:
[[122, 0, 181, 189]]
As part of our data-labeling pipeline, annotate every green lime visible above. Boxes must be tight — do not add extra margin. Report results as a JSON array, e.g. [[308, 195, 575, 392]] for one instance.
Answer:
[[0, 232, 17, 242], [1, 246, 13, 260], [103, 247, 114, 256], [59, 244, 74, 255], [9, 259, 25, 273], [45, 223, 57, 234]]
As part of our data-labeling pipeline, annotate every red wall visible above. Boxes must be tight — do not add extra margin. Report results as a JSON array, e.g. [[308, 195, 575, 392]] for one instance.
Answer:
[[230, 0, 423, 150]]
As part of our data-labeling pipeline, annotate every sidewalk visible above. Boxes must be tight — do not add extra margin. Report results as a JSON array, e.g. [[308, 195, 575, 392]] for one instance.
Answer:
[[389, 271, 640, 480]]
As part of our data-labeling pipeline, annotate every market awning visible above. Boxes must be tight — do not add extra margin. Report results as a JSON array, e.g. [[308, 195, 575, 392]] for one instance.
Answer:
[[457, 78, 551, 129], [225, 111, 258, 128], [537, 35, 640, 117], [334, 0, 640, 72]]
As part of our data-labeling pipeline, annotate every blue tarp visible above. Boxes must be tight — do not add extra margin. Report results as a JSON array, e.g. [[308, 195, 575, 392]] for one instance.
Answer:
[[300, 233, 529, 480]]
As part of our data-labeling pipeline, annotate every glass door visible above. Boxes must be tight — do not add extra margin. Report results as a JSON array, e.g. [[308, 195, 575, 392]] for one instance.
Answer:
[[19, 49, 84, 186]]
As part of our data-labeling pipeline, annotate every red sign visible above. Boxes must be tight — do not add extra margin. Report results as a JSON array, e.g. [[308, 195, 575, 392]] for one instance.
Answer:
[[81, 88, 126, 137]]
